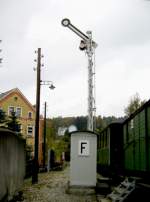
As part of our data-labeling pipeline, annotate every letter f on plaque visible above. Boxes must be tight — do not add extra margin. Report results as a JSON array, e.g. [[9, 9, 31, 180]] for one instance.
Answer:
[[78, 140, 89, 156]]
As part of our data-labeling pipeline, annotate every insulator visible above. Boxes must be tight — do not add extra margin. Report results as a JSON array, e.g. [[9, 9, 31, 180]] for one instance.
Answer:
[[49, 84, 55, 90]]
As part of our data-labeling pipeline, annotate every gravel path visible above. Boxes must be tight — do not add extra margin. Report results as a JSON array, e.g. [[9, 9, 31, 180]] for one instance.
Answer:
[[20, 165, 101, 202]]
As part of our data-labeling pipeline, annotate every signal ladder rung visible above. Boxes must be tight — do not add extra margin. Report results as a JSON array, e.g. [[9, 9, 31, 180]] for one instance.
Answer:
[[107, 178, 136, 202]]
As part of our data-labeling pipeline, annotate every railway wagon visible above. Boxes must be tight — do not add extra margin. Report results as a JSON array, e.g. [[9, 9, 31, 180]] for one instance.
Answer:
[[123, 100, 150, 178], [97, 99, 150, 180], [97, 122, 123, 177]]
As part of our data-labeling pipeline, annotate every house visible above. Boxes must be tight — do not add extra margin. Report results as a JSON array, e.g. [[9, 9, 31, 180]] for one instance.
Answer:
[[58, 126, 68, 136], [0, 88, 43, 162]]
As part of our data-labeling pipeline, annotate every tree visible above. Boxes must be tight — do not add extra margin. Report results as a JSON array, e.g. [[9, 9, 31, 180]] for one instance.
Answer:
[[74, 116, 87, 130], [124, 93, 146, 117], [95, 115, 106, 133], [0, 109, 7, 126], [6, 111, 21, 133]]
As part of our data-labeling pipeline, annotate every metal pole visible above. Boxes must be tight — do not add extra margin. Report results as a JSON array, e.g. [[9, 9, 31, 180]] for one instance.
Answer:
[[43, 101, 46, 168], [86, 31, 95, 131], [32, 48, 41, 184], [61, 19, 97, 131], [0, 40, 2, 65]]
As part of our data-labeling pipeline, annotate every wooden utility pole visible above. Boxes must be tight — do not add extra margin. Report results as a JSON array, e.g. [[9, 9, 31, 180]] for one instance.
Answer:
[[43, 101, 47, 168], [32, 48, 41, 184]]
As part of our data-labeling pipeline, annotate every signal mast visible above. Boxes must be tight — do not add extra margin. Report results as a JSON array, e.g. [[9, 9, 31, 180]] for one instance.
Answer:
[[61, 18, 98, 131]]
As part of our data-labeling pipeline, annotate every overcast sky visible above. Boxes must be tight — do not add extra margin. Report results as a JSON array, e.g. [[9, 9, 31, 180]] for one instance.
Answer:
[[0, 0, 150, 118]]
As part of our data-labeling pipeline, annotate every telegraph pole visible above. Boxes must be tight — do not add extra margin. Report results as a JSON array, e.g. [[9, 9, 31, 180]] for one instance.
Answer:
[[43, 101, 47, 168], [32, 48, 55, 183], [32, 48, 41, 184]]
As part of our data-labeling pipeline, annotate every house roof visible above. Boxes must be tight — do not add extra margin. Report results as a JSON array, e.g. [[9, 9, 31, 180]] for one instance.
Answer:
[[0, 89, 12, 100], [0, 88, 35, 112]]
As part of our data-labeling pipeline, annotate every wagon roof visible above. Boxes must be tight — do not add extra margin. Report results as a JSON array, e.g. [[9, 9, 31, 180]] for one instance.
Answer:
[[123, 98, 150, 123], [97, 122, 123, 134]]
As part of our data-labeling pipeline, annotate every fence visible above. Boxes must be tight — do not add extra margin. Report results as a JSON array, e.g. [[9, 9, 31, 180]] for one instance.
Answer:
[[0, 128, 25, 201]]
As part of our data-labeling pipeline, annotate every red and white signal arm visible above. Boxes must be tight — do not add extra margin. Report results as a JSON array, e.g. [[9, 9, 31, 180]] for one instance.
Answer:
[[78, 140, 90, 156]]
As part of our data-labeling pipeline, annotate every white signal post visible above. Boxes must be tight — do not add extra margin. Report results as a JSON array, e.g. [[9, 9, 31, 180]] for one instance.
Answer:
[[0, 40, 2, 65], [61, 18, 97, 131]]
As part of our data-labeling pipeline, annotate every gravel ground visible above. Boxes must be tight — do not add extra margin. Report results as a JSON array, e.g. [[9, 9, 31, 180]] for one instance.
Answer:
[[20, 165, 104, 202]]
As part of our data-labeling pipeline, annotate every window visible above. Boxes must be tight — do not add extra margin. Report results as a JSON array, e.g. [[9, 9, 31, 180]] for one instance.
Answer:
[[8, 106, 15, 116], [130, 119, 134, 129], [98, 136, 101, 148], [27, 125, 33, 136], [106, 133, 108, 147], [8, 106, 22, 117], [28, 112, 32, 119], [16, 107, 22, 117], [101, 134, 104, 148], [126, 124, 129, 142]]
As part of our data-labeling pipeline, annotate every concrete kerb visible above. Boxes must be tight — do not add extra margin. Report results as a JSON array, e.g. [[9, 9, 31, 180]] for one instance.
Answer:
[[66, 181, 96, 196]]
